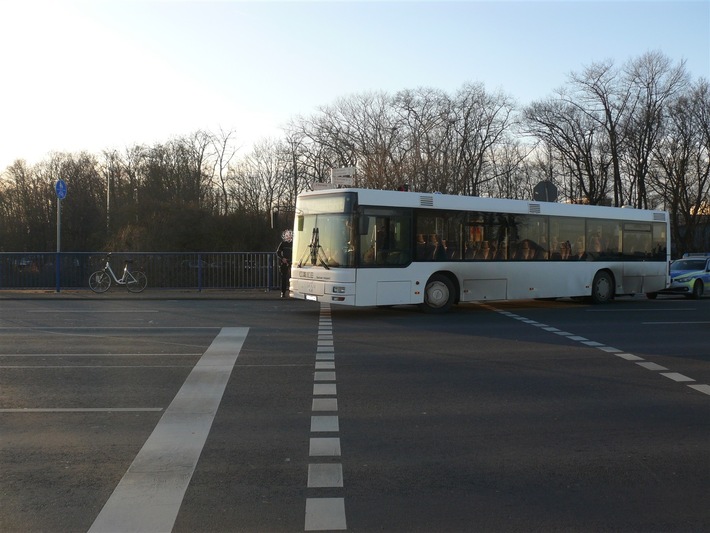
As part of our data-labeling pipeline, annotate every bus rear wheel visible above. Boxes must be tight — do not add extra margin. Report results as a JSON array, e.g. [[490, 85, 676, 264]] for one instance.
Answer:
[[420, 274, 455, 313], [590, 271, 614, 304]]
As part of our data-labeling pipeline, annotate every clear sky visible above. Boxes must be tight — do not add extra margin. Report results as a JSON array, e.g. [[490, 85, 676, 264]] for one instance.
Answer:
[[1, 0, 708, 171]]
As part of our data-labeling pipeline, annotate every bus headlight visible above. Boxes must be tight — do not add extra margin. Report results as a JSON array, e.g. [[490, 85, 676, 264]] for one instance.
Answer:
[[332, 286, 346, 294]]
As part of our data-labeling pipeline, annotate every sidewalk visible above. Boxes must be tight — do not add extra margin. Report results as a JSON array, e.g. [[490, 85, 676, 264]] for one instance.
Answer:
[[0, 288, 282, 300]]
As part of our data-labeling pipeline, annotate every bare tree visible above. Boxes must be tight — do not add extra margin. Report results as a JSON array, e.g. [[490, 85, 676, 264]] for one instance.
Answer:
[[622, 51, 689, 208], [568, 59, 632, 206], [393, 87, 454, 192], [523, 93, 612, 204], [210, 129, 240, 215], [449, 83, 516, 196], [652, 79, 710, 254]]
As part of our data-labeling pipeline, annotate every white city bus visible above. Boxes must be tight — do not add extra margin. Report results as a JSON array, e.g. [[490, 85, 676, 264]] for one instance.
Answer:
[[289, 188, 670, 312]]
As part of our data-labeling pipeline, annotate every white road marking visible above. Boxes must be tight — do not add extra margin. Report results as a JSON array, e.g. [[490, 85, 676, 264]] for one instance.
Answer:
[[636, 362, 669, 371], [491, 307, 709, 398], [313, 384, 337, 395], [312, 398, 338, 412], [582, 341, 605, 347], [688, 384, 710, 395], [308, 464, 344, 488], [597, 347, 622, 353], [661, 372, 695, 382], [311, 416, 339, 432], [88, 327, 248, 533], [305, 498, 347, 530], [306, 303, 347, 531], [616, 353, 645, 361]]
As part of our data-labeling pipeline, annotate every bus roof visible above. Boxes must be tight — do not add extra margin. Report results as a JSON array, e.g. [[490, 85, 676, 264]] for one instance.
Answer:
[[298, 188, 668, 223]]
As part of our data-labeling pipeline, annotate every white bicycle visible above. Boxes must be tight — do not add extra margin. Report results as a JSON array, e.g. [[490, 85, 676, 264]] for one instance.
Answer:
[[89, 253, 148, 293]]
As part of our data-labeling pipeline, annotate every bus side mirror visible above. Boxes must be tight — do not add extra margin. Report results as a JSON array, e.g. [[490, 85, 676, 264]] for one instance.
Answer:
[[297, 216, 304, 232], [358, 216, 369, 235]]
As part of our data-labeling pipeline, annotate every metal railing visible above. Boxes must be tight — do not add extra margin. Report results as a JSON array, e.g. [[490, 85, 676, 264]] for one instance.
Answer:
[[0, 252, 278, 291]]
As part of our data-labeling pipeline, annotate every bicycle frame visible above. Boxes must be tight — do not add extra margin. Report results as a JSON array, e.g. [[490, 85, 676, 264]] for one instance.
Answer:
[[103, 260, 136, 285]]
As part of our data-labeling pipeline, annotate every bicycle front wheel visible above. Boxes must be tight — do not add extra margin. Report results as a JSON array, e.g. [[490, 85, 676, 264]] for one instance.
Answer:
[[126, 271, 148, 293], [89, 271, 111, 293]]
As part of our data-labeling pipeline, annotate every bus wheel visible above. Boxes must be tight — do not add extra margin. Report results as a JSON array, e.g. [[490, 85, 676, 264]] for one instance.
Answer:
[[591, 271, 614, 304], [420, 274, 455, 313]]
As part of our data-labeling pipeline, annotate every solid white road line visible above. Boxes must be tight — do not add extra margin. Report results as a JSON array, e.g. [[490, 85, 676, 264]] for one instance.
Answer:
[[88, 327, 248, 533]]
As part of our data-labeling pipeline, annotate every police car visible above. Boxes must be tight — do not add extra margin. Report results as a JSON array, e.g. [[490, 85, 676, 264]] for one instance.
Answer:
[[651, 253, 710, 299]]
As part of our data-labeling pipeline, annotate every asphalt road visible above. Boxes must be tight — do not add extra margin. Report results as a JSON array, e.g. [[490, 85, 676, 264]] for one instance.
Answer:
[[1, 293, 708, 532]]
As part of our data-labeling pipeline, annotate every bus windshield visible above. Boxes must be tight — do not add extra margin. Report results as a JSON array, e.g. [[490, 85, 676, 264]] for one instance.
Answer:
[[295, 213, 356, 268]]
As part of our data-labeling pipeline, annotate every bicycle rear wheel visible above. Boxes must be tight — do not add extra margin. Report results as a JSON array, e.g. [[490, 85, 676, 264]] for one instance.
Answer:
[[126, 271, 148, 293], [89, 271, 111, 293]]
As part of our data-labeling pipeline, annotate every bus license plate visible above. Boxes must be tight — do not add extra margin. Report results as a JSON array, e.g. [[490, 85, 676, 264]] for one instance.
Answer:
[[306, 294, 317, 301]]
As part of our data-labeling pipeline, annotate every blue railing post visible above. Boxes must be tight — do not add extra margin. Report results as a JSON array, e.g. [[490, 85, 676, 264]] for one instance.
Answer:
[[55, 252, 61, 293]]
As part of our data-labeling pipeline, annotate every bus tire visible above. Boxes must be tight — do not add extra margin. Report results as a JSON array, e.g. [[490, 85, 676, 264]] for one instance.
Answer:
[[591, 270, 614, 304], [420, 273, 455, 313], [646, 292, 658, 299]]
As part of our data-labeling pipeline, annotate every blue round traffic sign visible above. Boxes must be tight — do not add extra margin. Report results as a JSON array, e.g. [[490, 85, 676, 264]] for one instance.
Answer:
[[55, 179, 67, 200]]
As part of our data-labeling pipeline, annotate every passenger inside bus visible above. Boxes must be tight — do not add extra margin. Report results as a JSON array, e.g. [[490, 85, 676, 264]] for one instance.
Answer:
[[433, 235, 447, 261], [475, 240, 494, 260], [516, 240, 536, 260], [572, 237, 588, 260], [416, 234, 426, 260]]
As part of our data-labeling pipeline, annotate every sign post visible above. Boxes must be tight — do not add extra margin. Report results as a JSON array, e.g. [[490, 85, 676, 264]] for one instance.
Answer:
[[55, 180, 67, 292]]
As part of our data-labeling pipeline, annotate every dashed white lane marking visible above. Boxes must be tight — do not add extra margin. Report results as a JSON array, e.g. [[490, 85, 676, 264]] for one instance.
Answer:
[[308, 464, 344, 487], [313, 384, 337, 395], [305, 498, 347, 531], [688, 384, 710, 395], [306, 303, 347, 531], [661, 372, 695, 382], [616, 353, 644, 361], [637, 362, 669, 371], [312, 398, 338, 411], [88, 327, 249, 533], [486, 306, 710, 398], [311, 416, 340, 432]]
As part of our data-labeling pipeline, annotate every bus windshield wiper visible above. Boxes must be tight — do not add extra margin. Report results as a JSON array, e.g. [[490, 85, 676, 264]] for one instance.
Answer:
[[298, 227, 330, 269]]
